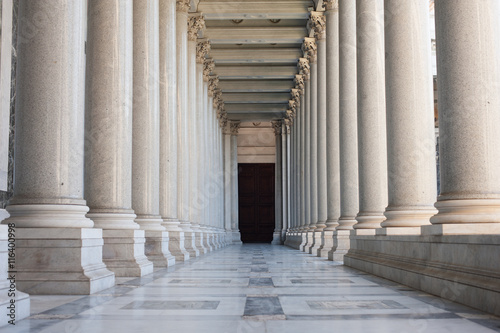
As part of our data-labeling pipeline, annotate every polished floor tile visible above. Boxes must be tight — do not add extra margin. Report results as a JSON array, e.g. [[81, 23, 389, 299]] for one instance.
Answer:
[[8, 244, 500, 333]]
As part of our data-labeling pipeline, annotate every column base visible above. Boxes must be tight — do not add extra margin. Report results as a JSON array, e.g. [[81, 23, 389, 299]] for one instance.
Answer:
[[195, 231, 208, 254], [317, 230, 334, 258], [102, 229, 154, 277], [422, 223, 500, 235], [344, 233, 500, 317], [231, 230, 242, 244], [144, 230, 176, 268], [310, 230, 324, 255], [167, 231, 190, 261], [11, 227, 115, 294], [376, 227, 422, 235], [0, 223, 30, 326], [329, 229, 351, 261], [298, 232, 308, 251], [183, 231, 200, 257], [203, 232, 213, 252], [304, 231, 316, 253], [271, 232, 283, 245]]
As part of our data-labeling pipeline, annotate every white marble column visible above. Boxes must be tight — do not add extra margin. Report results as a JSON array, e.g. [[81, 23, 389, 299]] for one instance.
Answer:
[[304, 38, 319, 254], [310, 12, 330, 257], [323, 1, 342, 259], [159, 0, 189, 261], [424, 0, 500, 235], [298, 59, 310, 252], [380, 0, 436, 235], [206, 76, 218, 249], [3, 0, 116, 294], [132, 0, 175, 267], [282, 120, 291, 242], [203, 68, 215, 251], [224, 126, 232, 239], [230, 121, 242, 244], [272, 121, 283, 245], [85, 0, 153, 277], [332, 0, 358, 261], [353, 0, 388, 234]]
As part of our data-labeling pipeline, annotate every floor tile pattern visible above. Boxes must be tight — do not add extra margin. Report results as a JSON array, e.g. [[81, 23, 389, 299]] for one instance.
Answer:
[[8, 244, 500, 333]]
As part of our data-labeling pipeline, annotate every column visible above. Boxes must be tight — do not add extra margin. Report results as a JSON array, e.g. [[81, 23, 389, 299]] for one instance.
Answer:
[[332, 0, 358, 261], [298, 58, 310, 252], [206, 75, 218, 249], [353, 0, 388, 234], [282, 119, 291, 242], [324, 1, 342, 259], [159, 0, 189, 261], [132, 0, 175, 267], [272, 121, 283, 245], [425, 0, 500, 234], [310, 12, 330, 257], [4, 0, 109, 295], [86, 0, 153, 277], [230, 121, 242, 244], [224, 123, 232, 240], [304, 38, 318, 254], [380, 0, 436, 235]]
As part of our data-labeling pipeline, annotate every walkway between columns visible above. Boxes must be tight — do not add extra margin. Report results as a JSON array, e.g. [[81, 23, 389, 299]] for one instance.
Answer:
[[11, 245, 499, 333]]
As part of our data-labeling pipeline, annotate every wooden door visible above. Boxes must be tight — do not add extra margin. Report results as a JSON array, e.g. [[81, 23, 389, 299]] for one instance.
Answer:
[[238, 163, 275, 243]]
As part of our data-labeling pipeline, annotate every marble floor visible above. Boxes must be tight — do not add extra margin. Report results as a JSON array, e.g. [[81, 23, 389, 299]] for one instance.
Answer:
[[8, 244, 500, 333]]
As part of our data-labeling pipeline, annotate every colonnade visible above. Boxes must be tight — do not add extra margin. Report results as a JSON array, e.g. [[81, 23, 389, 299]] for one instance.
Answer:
[[281, 0, 500, 316], [0, 0, 241, 307]]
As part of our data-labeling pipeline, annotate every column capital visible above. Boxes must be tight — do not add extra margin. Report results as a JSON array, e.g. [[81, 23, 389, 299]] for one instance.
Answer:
[[272, 120, 283, 136], [219, 115, 228, 129], [291, 88, 301, 105], [283, 118, 292, 131], [208, 75, 219, 96], [297, 58, 310, 81], [188, 14, 205, 41], [203, 58, 215, 81], [302, 37, 317, 63], [197, 40, 211, 64], [213, 89, 223, 110], [324, 0, 339, 11], [285, 109, 295, 122], [294, 74, 305, 91], [176, 0, 190, 13], [288, 99, 298, 113], [310, 11, 326, 40], [229, 121, 241, 136]]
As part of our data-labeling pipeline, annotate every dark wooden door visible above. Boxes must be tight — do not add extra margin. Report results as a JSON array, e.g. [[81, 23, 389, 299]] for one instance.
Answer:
[[238, 163, 275, 243]]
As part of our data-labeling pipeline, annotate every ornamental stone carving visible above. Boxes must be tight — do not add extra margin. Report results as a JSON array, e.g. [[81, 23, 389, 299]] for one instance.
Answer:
[[219, 116, 228, 129], [203, 59, 215, 81], [324, 0, 339, 11], [294, 74, 305, 91], [297, 58, 310, 80], [283, 118, 292, 132], [291, 88, 301, 105], [271, 120, 282, 136], [285, 109, 295, 121], [188, 15, 205, 41], [230, 121, 241, 136], [302, 37, 317, 63], [208, 75, 219, 96], [310, 12, 326, 40], [288, 100, 298, 113], [176, 0, 190, 12], [197, 40, 211, 64]]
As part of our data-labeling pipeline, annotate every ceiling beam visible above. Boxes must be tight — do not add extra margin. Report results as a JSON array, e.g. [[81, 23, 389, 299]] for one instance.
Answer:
[[227, 113, 285, 122], [215, 65, 297, 79], [223, 92, 291, 103], [198, 1, 311, 20], [210, 48, 301, 64], [219, 79, 293, 92], [225, 103, 287, 113], [205, 27, 306, 44]]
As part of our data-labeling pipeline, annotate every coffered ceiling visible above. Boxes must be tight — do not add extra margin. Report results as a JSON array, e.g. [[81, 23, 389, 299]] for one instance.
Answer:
[[193, 0, 321, 122]]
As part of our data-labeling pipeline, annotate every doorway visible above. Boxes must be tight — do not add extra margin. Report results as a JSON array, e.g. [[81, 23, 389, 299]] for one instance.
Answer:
[[238, 163, 275, 243]]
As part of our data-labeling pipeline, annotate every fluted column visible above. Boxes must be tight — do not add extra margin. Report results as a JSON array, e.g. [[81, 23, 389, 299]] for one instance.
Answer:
[[203, 68, 215, 251], [272, 121, 283, 245], [159, 0, 189, 261], [85, 0, 153, 277], [332, 0, 358, 261], [282, 120, 291, 242], [298, 59, 311, 251], [424, 0, 500, 235], [380, 0, 436, 235], [354, 0, 388, 233], [303, 38, 318, 254], [132, 0, 175, 266], [3, 0, 115, 294], [310, 12, 330, 257], [230, 121, 242, 244]]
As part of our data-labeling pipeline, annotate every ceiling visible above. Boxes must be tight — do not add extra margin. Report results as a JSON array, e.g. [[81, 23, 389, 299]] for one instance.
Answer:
[[192, 0, 321, 122]]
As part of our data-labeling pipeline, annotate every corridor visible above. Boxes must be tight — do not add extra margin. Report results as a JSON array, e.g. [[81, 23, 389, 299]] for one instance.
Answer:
[[9, 245, 500, 333]]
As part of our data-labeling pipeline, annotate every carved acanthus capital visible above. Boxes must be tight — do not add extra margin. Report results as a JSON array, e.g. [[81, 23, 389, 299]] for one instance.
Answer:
[[291, 88, 301, 105], [188, 15, 205, 41], [219, 116, 228, 129], [285, 109, 295, 121], [230, 121, 241, 136], [208, 75, 219, 96], [283, 118, 292, 132], [289, 100, 298, 113], [213, 90, 223, 110], [203, 59, 215, 81], [271, 120, 282, 136], [294, 74, 305, 91], [324, 0, 339, 11], [302, 37, 317, 63], [310, 12, 326, 40], [297, 58, 310, 80], [197, 40, 211, 64], [176, 0, 190, 13]]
